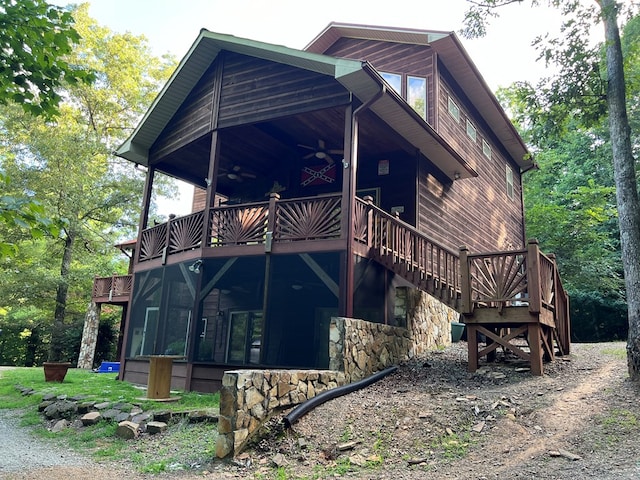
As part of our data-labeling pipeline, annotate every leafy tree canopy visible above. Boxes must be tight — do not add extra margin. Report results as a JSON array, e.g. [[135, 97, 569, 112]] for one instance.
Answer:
[[0, 0, 93, 117]]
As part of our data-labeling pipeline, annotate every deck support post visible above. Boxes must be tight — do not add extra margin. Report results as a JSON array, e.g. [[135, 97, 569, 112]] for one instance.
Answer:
[[466, 323, 479, 372], [528, 323, 543, 376]]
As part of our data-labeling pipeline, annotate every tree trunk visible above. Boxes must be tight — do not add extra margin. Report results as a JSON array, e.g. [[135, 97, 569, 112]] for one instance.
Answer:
[[48, 233, 74, 362], [599, 0, 640, 379]]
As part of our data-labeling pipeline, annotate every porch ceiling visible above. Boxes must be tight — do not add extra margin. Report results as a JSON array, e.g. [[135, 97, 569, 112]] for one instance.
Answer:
[[117, 29, 478, 185]]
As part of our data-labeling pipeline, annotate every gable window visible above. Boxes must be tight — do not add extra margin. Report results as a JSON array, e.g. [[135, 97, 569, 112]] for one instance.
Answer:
[[407, 76, 427, 120], [506, 164, 514, 199], [466, 119, 477, 141], [381, 72, 402, 95], [448, 96, 460, 122], [482, 139, 492, 159]]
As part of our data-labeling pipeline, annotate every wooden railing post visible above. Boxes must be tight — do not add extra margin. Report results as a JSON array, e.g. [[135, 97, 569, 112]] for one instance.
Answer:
[[459, 246, 472, 314], [265, 193, 280, 253], [363, 196, 374, 248], [527, 238, 541, 314]]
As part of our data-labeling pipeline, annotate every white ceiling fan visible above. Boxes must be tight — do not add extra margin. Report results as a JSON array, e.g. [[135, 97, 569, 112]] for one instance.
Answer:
[[220, 165, 256, 182], [298, 139, 343, 164]]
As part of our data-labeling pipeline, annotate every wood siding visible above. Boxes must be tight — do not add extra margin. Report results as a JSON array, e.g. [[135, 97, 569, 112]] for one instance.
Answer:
[[150, 60, 218, 162], [322, 38, 436, 125], [217, 52, 350, 128], [419, 79, 524, 254]]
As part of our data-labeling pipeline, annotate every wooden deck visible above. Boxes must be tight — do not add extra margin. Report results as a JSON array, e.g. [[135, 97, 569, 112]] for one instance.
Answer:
[[459, 239, 571, 375], [93, 196, 570, 377]]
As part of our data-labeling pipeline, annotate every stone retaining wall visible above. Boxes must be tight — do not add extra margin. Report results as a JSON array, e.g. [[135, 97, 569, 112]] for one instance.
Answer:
[[215, 369, 346, 458], [330, 289, 458, 382], [216, 288, 458, 458]]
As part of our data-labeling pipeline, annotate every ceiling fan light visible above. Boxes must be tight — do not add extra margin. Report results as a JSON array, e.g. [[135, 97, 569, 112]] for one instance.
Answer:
[[315, 151, 326, 159], [227, 173, 238, 180]]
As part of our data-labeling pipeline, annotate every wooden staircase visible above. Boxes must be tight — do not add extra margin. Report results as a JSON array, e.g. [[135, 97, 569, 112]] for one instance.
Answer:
[[355, 197, 460, 309], [355, 198, 571, 375]]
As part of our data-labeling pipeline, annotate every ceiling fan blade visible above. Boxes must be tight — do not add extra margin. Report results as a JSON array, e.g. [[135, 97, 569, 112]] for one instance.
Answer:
[[303, 152, 315, 160], [328, 149, 343, 154], [241, 172, 256, 178], [298, 144, 315, 151]]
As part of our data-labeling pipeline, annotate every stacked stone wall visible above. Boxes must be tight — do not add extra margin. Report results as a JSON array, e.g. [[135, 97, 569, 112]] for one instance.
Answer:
[[216, 288, 458, 458], [216, 369, 346, 458], [330, 289, 458, 382]]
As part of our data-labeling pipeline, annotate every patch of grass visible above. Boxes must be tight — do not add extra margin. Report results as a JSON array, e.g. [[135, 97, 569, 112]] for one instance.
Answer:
[[0, 367, 220, 472], [0, 367, 219, 413], [431, 430, 471, 459], [602, 347, 627, 360]]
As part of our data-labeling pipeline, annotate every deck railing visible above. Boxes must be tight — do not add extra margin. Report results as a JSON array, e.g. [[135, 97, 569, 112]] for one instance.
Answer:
[[92, 274, 133, 302], [137, 193, 343, 262], [459, 238, 570, 354], [355, 197, 461, 299]]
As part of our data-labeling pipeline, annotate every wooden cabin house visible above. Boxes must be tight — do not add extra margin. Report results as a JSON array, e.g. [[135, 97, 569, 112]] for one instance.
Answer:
[[103, 23, 561, 392]]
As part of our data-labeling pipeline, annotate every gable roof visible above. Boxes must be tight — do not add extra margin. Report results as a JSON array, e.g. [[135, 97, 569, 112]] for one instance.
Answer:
[[305, 22, 533, 171], [116, 28, 479, 180]]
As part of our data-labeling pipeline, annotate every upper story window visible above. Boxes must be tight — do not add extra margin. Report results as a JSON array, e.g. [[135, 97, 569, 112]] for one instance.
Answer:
[[466, 119, 477, 141], [381, 72, 428, 121], [407, 76, 427, 120], [381, 72, 402, 95], [506, 165, 514, 199], [482, 139, 492, 159], [448, 96, 460, 122]]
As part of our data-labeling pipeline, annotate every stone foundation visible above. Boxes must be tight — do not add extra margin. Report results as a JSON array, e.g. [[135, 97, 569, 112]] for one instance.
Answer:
[[216, 288, 458, 458], [215, 369, 346, 458]]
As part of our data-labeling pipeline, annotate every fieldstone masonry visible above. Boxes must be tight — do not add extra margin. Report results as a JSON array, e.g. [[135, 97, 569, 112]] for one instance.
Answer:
[[77, 301, 101, 369], [215, 369, 346, 458], [216, 288, 459, 458]]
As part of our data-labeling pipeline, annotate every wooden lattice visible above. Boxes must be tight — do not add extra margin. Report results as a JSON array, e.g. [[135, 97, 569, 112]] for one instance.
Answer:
[[211, 205, 268, 245], [139, 224, 167, 261], [168, 211, 204, 253], [276, 196, 341, 240], [469, 252, 528, 306]]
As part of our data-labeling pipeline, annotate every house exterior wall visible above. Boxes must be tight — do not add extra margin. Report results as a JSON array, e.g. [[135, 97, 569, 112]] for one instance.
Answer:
[[323, 38, 436, 125], [310, 36, 525, 253], [416, 71, 525, 253]]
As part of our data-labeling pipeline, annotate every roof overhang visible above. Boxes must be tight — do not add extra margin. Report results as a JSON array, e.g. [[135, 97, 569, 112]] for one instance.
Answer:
[[305, 22, 533, 172], [116, 29, 478, 180]]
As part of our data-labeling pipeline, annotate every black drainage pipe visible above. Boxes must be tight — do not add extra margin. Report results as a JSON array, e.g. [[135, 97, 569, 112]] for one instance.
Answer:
[[283, 365, 398, 428]]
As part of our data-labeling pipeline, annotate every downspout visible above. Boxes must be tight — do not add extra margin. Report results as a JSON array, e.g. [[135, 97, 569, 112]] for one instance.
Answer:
[[343, 85, 386, 317], [283, 365, 397, 428]]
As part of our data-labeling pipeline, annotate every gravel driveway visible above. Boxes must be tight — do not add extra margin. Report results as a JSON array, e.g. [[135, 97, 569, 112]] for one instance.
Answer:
[[0, 367, 132, 480]]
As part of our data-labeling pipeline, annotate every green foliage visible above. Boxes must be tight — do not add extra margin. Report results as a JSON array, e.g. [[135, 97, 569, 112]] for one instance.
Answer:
[[570, 290, 628, 342], [0, 0, 94, 117], [0, 5, 177, 362]]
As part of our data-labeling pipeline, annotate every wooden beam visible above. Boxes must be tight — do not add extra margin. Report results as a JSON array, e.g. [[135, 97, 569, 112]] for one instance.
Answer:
[[200, 258, 238, 298], [299, 253, 339, 298]]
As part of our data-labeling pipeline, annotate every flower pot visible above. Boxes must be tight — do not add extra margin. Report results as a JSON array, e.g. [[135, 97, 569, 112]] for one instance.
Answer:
[[451, 322, 465, 343], [43, 362, 71, 382]]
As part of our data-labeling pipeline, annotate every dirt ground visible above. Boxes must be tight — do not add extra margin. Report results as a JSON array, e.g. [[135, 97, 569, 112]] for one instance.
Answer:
[[3, 341, 640, 480]]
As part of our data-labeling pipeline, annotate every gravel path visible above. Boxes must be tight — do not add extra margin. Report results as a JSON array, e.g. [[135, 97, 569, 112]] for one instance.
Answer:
[[0, 367, 133, 480], [0, 409, 89, 474]]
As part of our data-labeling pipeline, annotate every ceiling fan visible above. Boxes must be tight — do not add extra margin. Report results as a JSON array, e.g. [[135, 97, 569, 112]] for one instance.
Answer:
[[219, 165, 256, 182], [298, 139, 343, 164]]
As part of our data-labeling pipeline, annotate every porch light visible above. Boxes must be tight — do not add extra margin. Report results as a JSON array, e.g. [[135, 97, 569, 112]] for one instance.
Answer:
[[454, 171, 461, 180], [188, 259, 203, 274]]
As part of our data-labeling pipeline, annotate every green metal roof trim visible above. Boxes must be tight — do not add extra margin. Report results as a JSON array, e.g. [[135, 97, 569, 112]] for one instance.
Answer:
[[115, 28, 477, 180]]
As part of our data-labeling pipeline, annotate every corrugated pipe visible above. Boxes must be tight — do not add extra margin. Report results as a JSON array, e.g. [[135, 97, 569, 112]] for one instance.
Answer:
[[283, 365, 398, 428]]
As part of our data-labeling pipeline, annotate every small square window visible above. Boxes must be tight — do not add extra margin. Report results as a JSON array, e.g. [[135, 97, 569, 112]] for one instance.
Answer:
[[448, 97, 460, 122], [482, 139, 492, 159], [506, 165, 514, 199], [466, 119, 477, 141]]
